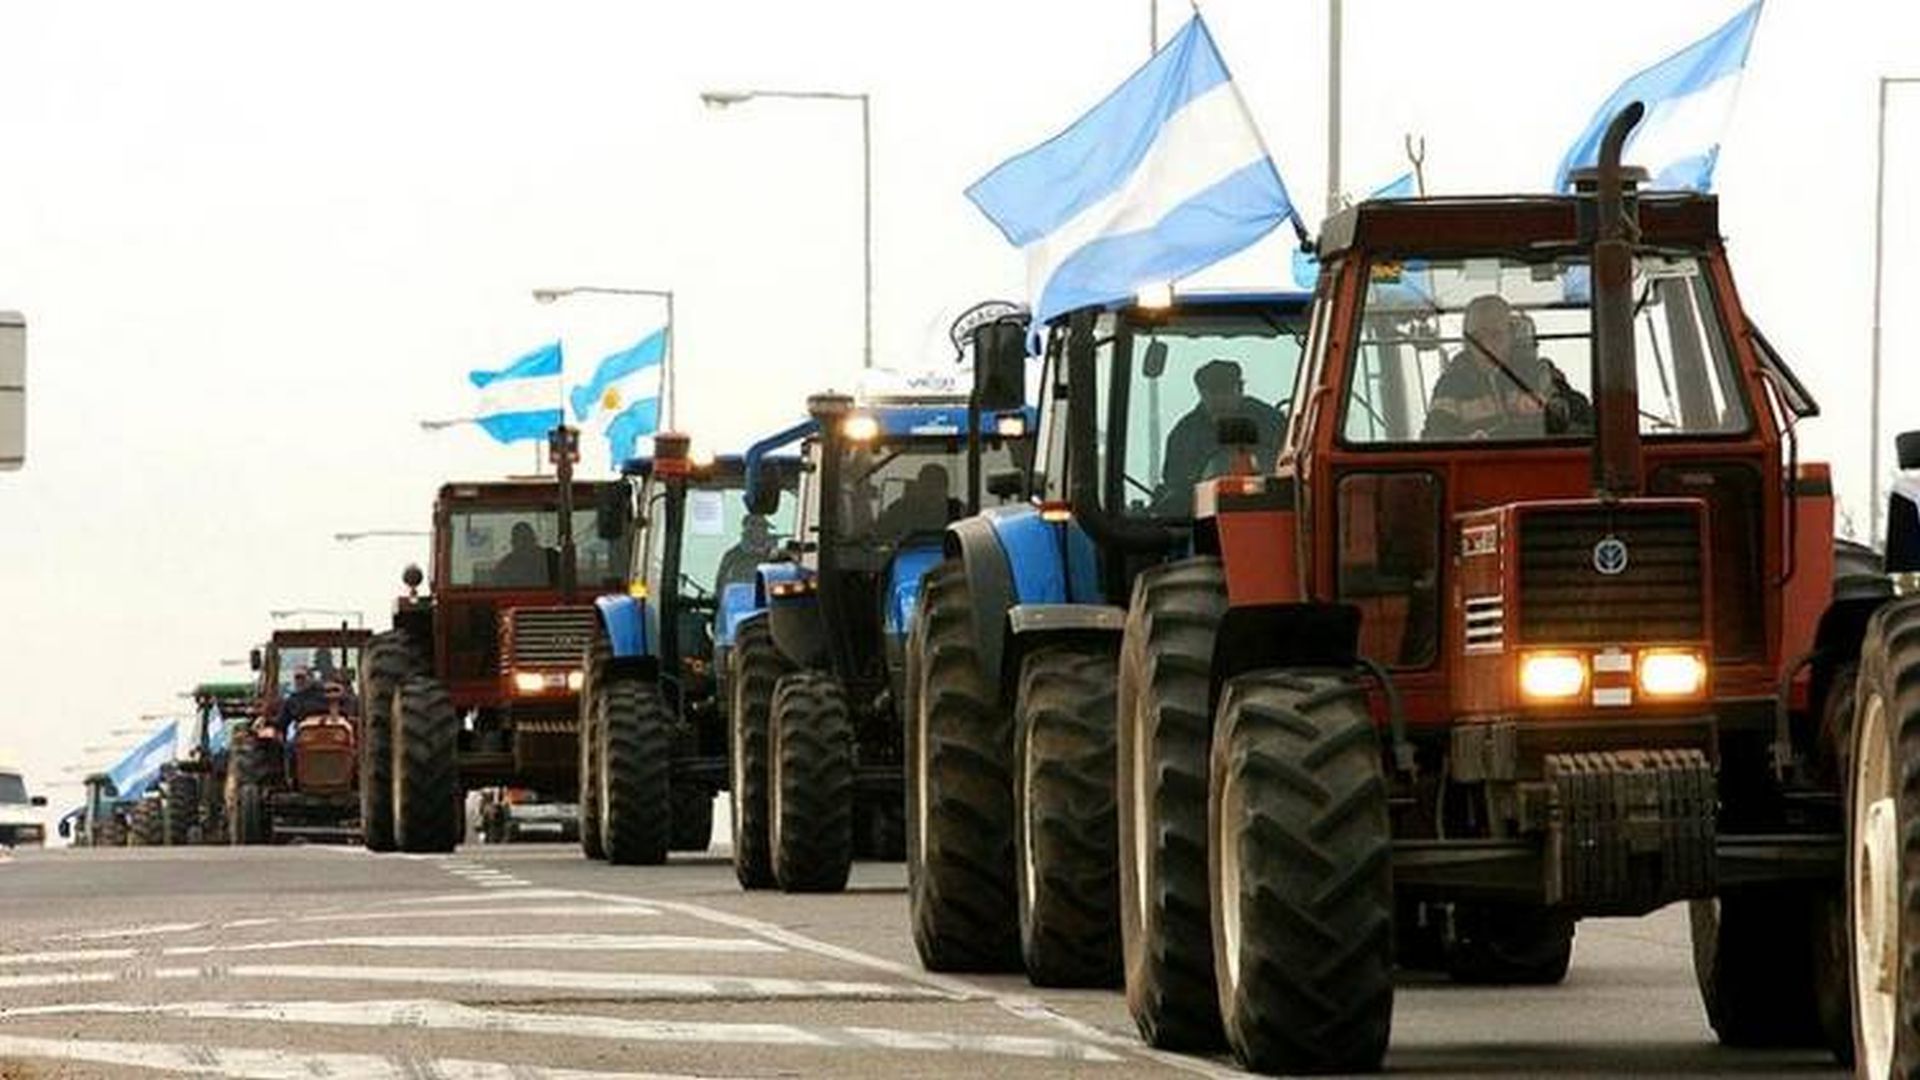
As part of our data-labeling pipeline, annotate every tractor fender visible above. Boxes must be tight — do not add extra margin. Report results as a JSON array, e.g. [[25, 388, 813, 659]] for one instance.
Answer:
[[884, 543, 947, 644], [1001, 602, 1127, 699], [593, 594, 652, 661], [763, 565, 828, 669], [945, 513, 1020, 688], [1209, 602, 1363, 713], [1888, 476, 1920, 574], [714, 582, 759, 651]]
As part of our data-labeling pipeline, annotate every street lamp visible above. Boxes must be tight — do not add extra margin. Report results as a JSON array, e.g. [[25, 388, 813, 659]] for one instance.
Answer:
[[269, 608, 364, 626], [701, 87, 873, 369], [531, 285, 677, 427], [333, 529, 430, 542], [1871, 75, 1920, 542]]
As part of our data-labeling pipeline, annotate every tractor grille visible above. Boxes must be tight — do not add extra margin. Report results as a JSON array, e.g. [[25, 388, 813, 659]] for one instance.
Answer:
[[502, 607, 596, 670], [1518, 506, 1705, 645]]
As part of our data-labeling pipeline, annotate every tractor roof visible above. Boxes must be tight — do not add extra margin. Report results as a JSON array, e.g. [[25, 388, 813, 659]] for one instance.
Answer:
[[1316, 191, 1719, 261], [267, 627, 372, 648], [435, 480, 610, 507]]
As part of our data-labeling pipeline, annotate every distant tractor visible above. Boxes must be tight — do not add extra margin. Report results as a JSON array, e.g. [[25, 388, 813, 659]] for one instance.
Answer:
[[156, 680, 253, 845], [1074, 108, 1880, 1073], [727, 360, 1031, 893], [477, 787, 580, 844], [367, 457, 633, 854], [580, 435, 801, 865], [59, 773, 126, 848], [226, 627, 371, 845]]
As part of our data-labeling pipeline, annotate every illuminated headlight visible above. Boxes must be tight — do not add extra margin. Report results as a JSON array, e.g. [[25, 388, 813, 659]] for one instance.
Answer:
[[1518, 652, 1586, 701], [512, 671, 547, 695], [995, 414, 1028, 438], [1638, 650, 1707, 698], [566, 671, 585, 692], [1135, 282, 1173, 309], [511, 671, 582, 695], [841, 414, 880, 442], [770, 579, 816, 598]]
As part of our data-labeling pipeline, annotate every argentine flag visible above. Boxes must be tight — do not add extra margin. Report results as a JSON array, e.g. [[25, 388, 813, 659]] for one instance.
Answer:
[[966, 15, 1299, 332], [470, 342, 564, 444], [1554, 2, 1762, 192], [106, 721, 178, 799], [571, 328, 665, 469]]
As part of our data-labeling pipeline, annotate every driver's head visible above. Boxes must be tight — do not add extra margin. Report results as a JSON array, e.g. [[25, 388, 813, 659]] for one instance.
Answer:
[[913, 463, 949, 500], [1194, 360, 1246, 419], [1509, 311, 1540, 369], [741, 514, 773, 549], [510, 521, 539, 552], [1462, 295, 1514, 366], [291, 665, 312, 691]]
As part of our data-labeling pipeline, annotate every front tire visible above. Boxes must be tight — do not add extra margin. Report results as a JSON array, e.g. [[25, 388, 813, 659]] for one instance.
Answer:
[[1850, 599, 1920, 1077], [392, 675, 460, 854], [1015, 642, 1121, 987], [1444, 905, 1574, 985], [577, 640, 608, 861], [729, 618, 787, 889], [907, 559, 1019, 971], [1117, 558, 1227, 1049], [360, 631, 415, 853], [769, 671, 854, 893], [1210, 671, 1393, 1075], [600, 677, 672, 866], [160, 770, 195, 847]]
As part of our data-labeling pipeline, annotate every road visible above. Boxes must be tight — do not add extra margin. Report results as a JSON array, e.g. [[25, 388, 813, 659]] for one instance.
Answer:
[[0, 832, 1846, 1079]]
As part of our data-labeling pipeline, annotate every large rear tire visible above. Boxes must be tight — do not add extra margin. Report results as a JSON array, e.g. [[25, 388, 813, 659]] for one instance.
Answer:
[[769, 671, 854, 893], [601, 677, 672, 866], [907, 559, 1019, 971], [233, 784, 267, 846], [729, 618, 787, 889], [577, 640, 608, 861], [160, 770, 195, 847], [94, 816, 127, 849], [1015, 642, 1121, 987], [226, 730, 275, 847], [1210, 671, 1393, 1075], [1850, 598, 1920, 1078], [1117, 557, 1227, 1049], [392, 675, 460, 854], [128, 798, 163, 847], [360, 631, 415, 853]]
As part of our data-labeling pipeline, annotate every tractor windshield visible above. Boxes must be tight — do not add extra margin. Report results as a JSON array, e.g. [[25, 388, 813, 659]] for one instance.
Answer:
[[268, 645, 364, 694], [448, 508, 630, 589], [814, 436, 1027, 549], [1090, 305, 1306, 519], [1341, 254, 1750, 445], [641, 479, 799, 602]]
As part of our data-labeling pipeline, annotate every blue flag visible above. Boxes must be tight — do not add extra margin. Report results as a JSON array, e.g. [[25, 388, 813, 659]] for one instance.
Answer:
[[1291, 173, 1416, 289], [966, 15, 1300, 333], [469, 341, 564, 444], [105, 721, 178, 799], [570, 329, 667, 469], [1554, 3, 1762, 192]]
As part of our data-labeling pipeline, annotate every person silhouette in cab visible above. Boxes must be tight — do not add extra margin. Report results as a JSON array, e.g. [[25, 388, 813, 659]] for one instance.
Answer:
[[493, 521, 553, 587], [1156, 359, 1286, 515]]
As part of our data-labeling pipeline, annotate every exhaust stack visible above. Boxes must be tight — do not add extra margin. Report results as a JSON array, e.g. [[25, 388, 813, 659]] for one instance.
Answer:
[[1587, 102, 1645, 501]]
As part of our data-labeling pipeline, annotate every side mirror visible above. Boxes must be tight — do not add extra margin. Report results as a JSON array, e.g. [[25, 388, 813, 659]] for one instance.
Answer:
[[30, 795, 46, 808], [971, 317, 1029, 412], [595, 484, 629, 540], [248, 648, 263, 673], [1143, 340, 1169, 379], [744, 476, 781, 517], [986, 470, 1026, 500], [1898, 430, 1920, 472]]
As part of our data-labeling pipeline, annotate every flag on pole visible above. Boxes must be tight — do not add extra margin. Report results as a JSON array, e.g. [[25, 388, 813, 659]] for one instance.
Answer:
[[106, 721, 178, 799], [570, 328, 666, 469], [469, 342, 564, 444], [965, 14, 1300, 332], [1553, 2, 1762, 192], [1291, 172, 1416, 289]]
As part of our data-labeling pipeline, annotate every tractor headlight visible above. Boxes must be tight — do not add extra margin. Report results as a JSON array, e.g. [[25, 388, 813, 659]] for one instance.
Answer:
[[994, 413, 1028, 439], [512, 671, 547, 695], [1638, 650, 1706, 698], [1518, 652, 1586, 701], [841, 414, 880, 442], [566, 670, 585, 692]]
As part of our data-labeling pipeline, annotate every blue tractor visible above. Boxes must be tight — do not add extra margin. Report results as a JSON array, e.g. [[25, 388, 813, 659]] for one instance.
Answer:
[[580, 434, 803, 865], [727, 353, 1032, 893], [903, 292, 1311, 1006]]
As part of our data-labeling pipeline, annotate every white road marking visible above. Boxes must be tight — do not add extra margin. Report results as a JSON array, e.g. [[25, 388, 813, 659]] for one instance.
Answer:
[[211, 962, 964, 999], [0, 998, 1125, 1063], [164, 933, 781, 955], [52, 920, 206, 941], [0, 947, 136, 967], [0, 970, 120, 990], [292, 905, 657, 924], [0, 1032, 723, 1079], [385, 888, 600, 906], [219, 917, 279, 930]]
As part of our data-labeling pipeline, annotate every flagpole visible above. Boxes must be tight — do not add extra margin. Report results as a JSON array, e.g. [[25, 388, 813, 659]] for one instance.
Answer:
[[1871, 75, 1919, 542], [1326, 0, 1343, 220]]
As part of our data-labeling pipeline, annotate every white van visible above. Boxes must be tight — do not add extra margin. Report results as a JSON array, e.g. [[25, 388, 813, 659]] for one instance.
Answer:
[[0, 764, 46, 847]]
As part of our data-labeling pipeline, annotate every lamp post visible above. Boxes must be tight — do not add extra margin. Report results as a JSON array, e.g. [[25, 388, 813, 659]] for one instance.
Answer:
[[1871, 75, 1920, 542], [268, 608, 365, 627], [701, 87, 872, 369], [531, 285, 677, 427], [333, 529, 430, 543]]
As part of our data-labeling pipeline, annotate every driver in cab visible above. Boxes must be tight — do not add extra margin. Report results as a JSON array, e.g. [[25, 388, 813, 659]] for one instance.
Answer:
[[1423, 295, 1592, 440], [1155, 359, 1286, 515]]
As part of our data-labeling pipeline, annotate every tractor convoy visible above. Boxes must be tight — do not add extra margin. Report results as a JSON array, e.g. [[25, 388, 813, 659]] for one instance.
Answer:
[[61, 105, 1920, 1078]]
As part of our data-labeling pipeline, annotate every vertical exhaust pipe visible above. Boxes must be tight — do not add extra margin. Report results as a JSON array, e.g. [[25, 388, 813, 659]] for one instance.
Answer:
[[1590, 102, 1645, 501]]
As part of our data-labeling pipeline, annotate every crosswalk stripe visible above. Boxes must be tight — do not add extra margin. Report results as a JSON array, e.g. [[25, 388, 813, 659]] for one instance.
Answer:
[[0, 948, 136, 967], [52, 921, 206, 941], [0, 1032, 727, 1079], [204, 963, 964, 999], [165, 933, 781, 955], [291, 905, 654, 924], [0, 998, 1125, 1063]]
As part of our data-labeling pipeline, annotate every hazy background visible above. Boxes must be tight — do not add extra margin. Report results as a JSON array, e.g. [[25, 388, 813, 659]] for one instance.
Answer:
[[0, 0, 1914, 821]]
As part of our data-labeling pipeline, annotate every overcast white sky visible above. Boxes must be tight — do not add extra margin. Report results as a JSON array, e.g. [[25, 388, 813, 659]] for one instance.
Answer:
[[0, 0, 1914, 816]]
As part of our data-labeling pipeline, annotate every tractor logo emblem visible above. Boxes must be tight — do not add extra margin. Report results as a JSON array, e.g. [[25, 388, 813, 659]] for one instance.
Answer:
[[1592, 536, 1630, 576]]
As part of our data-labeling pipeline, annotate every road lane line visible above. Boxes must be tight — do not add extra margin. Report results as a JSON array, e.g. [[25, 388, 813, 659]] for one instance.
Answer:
[[0, 948, 136, 967], [0, 1033, 729, 1079], [0, 970, 120, 990], [163, 933, 782, 955], [51, 921, 207, 942], [384, 889, 601, 906], [218, 917, 279, 930], [571, 890, 1241, 1078], [0, 998, 1123, 1062], [202, 963, 966, 1000], [291, 905, 656, 924]]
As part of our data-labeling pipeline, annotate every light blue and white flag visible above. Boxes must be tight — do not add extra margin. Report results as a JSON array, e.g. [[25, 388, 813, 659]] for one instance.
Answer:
[[106, 721, 178, 799], [1553, 2, 1762, 192], [1291, 172, 1416, 289], [571, 328, 665, 469], [966, 15, 1300, 331], [470, 341, 564, 444]]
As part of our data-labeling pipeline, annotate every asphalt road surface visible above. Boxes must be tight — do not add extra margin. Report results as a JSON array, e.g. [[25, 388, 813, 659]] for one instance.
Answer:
[[0, 825, 1847, 1079]]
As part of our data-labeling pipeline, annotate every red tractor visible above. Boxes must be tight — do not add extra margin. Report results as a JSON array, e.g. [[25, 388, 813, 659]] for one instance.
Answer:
[[1100, 108, 1879, 1072], [227, 626, 372, 844], [362, 468, 630, 854]]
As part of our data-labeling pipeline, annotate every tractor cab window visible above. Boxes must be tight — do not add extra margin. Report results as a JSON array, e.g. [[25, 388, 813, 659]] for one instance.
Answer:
[[449, 508, 630, 589], [1342, 254, 1749, 445], [803, 434, 1027, 558], [640, 480, 798, 605], [1095, 306, 1305, 519], [269, 645, 364, 694]]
